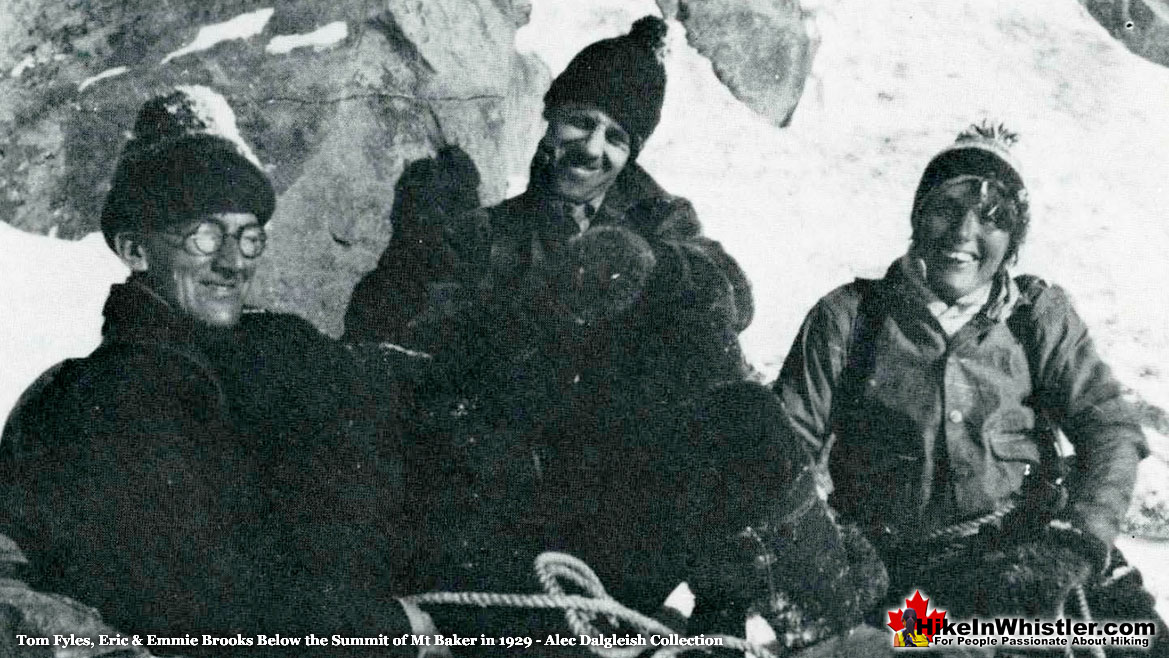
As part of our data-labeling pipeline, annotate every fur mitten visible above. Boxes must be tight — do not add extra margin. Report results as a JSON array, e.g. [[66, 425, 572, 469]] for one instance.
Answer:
[[548, 225, 657, 327], [915, 528, 1097, 619], [677, 384, 888, 646]]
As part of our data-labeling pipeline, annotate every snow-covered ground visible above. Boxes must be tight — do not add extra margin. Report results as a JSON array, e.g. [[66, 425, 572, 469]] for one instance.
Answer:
[[0, 0, 1166, 618]]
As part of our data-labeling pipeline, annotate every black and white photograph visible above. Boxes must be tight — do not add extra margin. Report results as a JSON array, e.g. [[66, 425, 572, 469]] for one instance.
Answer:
[[1, 0, 1167, 655]]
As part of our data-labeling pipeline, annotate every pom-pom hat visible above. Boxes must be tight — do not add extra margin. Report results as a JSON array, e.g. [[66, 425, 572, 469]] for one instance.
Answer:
[[543, 16, 669, 157], [100, 85, 275, 250], [912, 121, 1027, 215]]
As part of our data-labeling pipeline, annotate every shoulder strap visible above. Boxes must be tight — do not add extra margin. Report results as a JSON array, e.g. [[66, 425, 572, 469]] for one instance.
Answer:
[[1004, 274, 1072, 496], [1004, 273, 1051, 396], [840, 278, 887, 400], [826, 278, 888, 468]]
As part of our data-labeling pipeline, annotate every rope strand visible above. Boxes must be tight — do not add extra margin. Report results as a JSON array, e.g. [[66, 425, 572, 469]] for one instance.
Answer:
[[400, 552, 778, 658]]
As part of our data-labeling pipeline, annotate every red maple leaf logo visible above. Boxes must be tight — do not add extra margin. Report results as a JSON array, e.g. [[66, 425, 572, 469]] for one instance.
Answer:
[[887, 590, 947, 641]]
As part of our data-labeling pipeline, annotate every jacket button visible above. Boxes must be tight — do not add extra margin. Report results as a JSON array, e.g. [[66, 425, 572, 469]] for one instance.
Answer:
[[948, 410, 964, 423]]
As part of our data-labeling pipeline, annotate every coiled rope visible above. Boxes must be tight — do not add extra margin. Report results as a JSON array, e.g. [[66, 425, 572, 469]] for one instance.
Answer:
[[399, 552, 778, 658]]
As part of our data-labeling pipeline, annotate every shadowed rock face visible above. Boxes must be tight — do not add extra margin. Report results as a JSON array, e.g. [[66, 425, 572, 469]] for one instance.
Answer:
[[660, 0, 817, 128], [0, 0, 549, 336], [1080, 0, 1169, 68]]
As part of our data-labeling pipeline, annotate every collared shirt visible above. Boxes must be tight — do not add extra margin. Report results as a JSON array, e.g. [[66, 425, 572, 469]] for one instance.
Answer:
[[568, 196, 603, 234], [898, 254, 998, 337], [553, 195, 603, 237]]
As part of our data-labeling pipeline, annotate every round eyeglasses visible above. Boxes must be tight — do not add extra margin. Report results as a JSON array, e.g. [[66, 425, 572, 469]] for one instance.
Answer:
[[162, 220, 268, 259]]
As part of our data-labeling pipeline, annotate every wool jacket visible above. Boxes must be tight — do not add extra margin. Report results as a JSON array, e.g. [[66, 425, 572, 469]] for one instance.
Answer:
[[774, 261, 1146, 549], [0, 282, 406, 650], [392, 167, 790, 644]]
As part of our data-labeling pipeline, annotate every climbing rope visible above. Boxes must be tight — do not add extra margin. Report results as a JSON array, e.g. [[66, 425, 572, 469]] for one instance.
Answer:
[[921, 502, 1016, 545], [399, 552, 778, 658], [1061, 583, 1106, 658], [907, 503, 1109, 658]]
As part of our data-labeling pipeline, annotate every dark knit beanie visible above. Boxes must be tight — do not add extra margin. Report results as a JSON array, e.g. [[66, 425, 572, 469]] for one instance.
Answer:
[[543, 16, 669, 156], [100, 85, 275, 250]]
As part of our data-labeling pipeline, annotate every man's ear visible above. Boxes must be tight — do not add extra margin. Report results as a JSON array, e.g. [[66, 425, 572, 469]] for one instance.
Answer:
[[114, 231, 151, 272]]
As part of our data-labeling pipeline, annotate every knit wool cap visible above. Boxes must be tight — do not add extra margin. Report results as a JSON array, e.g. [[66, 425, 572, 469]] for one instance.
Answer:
[[100, 85, 275, 250], [912, 121, 1027, 215], [543, 16, 669, 156]]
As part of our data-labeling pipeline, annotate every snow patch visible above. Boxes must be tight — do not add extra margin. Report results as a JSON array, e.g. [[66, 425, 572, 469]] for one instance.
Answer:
[[10, 55, 35, 78], [161, 8, 275, 65], [0, 225, 127, 423], [168, 85, 264, 170], [265, 21, 348, 55], [78, 66, 128, 92]]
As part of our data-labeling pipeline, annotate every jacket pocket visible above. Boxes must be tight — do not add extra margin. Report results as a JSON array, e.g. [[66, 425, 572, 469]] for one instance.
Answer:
[[984, 431, 1041, 501], [988, 431, 1041, 463]]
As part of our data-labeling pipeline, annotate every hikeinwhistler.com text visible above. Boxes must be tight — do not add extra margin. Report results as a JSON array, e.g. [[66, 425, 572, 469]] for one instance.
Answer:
[[920, 617, 1158, 649], [16, 632, 727, 651]]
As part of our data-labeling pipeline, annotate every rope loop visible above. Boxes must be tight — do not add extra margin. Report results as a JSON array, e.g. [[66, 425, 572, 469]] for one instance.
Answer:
[[400, 552, 778, 658]]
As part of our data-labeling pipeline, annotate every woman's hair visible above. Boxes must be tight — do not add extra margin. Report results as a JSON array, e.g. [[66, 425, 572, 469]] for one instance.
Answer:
[[902, 606, 919, 631]]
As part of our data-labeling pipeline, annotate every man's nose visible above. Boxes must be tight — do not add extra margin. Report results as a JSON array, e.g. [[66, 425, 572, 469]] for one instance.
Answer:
[[212, 236, 248, 273], [581, 126, 606, 158]]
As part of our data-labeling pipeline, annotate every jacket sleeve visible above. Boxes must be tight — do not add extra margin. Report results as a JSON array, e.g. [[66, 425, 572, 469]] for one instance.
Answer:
[[1029, 285, 1147, 547], [772, 288, 858, 467], [0, 356, 239, 632], [636, 196, 756, 333]]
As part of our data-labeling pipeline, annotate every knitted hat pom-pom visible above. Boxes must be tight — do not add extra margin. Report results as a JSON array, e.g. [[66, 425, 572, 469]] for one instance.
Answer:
[[629, 16, 668, 51]]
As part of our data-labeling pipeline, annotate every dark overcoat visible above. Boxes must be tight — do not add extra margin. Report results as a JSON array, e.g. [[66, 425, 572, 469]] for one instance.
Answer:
[[1, 282, 407, 650]]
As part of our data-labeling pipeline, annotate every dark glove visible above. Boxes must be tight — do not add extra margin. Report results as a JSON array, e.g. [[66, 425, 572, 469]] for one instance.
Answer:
[[687, 470, 889, 646], [1045, 519, 1111, 574], [926, 526, 1097, 619]]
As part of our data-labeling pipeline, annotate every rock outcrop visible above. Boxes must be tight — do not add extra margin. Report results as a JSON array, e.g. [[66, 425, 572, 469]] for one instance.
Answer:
[[1079, 0, 1169, 69], [658, 0, 817, 127], [0, 0, 550, 336]]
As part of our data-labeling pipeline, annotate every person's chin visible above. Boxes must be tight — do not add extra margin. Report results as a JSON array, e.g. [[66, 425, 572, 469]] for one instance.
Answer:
[[191, 300, 244, 329], [929, 275, 978, 302], [552, 172, 604, 202]]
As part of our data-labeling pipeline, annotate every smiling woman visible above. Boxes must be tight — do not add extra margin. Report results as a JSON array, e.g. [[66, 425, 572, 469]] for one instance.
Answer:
[[910, 178, 1013, 303], [907, 123, 1030, 304], [772, 121, 1166, 637]]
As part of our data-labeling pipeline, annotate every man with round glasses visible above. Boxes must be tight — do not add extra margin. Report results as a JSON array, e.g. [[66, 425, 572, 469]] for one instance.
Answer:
[[0, 86, 411, 650]]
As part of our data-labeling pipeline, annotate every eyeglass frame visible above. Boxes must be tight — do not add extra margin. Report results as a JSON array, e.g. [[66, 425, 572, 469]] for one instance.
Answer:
[[158, 217, 268, 259]]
